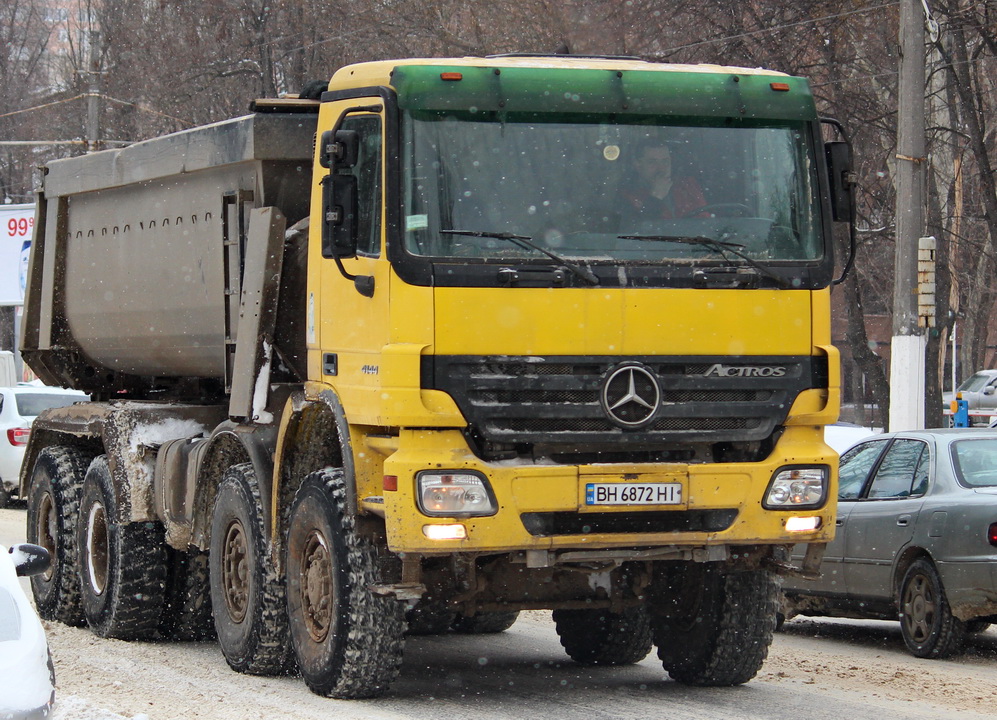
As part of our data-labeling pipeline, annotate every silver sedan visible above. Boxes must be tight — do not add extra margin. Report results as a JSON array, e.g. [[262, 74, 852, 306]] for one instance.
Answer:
[[782, 428, 997, 658]]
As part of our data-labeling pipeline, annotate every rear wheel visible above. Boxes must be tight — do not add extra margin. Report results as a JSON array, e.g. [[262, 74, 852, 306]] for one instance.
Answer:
[[209, 464, 291, 674], [553, 606, 652, 665], [899, 558, 966, 658], [26, 446, 93, 626], [159, 547, 215, 641], [77, 455, 167, 639], [286, 469, 405, 699], [452, 610, 520, 634], [651, 563, 778, 686], [405, 597, 457, 636]]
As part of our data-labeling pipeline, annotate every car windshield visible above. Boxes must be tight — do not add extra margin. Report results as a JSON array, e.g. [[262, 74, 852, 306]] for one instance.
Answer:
[[401, 111, 824, 264], [950, 437, 997, 488], [957, 373, 993, 393], [15, 393, 82, 417]]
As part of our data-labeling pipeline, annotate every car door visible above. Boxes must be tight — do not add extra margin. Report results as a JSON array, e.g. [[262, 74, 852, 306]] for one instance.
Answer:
[[788, 438, 889, 595], [842, 437, 930, 600]]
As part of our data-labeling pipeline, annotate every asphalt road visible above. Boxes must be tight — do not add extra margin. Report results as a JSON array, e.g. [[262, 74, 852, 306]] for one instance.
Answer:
[[3, 505, 996, 720]]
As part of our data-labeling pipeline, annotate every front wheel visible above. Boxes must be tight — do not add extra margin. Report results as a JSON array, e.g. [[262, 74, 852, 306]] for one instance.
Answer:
[[650, 563, 778, 686], [286, 469, 405, 699], [899, 558, 966, 658]]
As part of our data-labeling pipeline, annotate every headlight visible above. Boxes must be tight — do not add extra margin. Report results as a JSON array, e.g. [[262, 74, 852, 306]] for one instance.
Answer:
[[763, 466, 828, 510], [416, 471, 497, 517]]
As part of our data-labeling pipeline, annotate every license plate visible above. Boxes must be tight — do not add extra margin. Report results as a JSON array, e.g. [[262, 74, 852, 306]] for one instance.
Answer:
[[584, 482, 683, 506]]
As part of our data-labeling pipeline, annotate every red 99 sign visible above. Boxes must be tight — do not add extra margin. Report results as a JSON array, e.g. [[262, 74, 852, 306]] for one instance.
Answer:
[[7, 215, 34, 238]]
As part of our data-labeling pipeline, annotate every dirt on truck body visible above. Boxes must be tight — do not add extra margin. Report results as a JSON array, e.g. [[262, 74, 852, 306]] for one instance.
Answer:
[[19, 55, 852, 699]]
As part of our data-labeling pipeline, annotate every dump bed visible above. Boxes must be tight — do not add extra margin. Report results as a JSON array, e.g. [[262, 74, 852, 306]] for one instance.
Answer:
[[22, 102, 317, 393]]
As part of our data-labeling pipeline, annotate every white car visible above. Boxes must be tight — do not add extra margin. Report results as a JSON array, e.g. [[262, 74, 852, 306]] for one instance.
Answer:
[[0, 543, 56, 719], [0, 385, 88, 508]]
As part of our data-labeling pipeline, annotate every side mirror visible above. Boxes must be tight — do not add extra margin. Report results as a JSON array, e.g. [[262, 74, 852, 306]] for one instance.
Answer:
[[825, 141, 853, 222], [322, 173, 358, 258], [319, 129, 360, 169], [10, 543, 51, 577]]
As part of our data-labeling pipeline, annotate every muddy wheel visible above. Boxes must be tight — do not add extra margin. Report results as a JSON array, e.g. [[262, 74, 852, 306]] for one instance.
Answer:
[[966, 619, 991, 634], [209, 464, 291, 674], [286, 469, 405, 699], [552, 606, 652, 665], [0, 481, 10, 509], [77, 455, 167, 639], [651, 563, 778, 686], [452, 610, 520, 634], [159, 547, 215, 641], [26, 446, 93, 625], [405, 598, 457, 635], [899, 558, 966, 658]]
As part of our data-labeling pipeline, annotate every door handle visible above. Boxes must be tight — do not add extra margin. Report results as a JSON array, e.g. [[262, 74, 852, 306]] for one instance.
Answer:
[[835, 518, 844, 527], [897, 514, 911, 527]]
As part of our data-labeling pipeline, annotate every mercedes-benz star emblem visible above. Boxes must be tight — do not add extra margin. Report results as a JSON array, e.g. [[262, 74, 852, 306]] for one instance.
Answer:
[[601, 364, 660, 428]]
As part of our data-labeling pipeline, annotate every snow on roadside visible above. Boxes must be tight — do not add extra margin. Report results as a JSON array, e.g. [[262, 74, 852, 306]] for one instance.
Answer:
[[52, 696, 143, 720]]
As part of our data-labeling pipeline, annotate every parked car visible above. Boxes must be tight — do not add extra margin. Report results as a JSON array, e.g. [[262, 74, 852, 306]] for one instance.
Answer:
[[781, 428, 997, 658], [0, 385, 88, 507], [824, 421, 879, 454], [0, 543, 56, 719], [942, 369, 997, 412]]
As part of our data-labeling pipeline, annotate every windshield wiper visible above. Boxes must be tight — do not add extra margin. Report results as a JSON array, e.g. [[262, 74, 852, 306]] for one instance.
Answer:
[[619, 234, 791, 288], [441, 230, 599, 286]]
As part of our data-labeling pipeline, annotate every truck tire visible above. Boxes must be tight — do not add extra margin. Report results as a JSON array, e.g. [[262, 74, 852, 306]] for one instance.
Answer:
[[77, 455, 168, 639], [26, 446, 93, 626], [651, 563, 778, 686], [159, 547, 215, 641], [898, 558, 967, 658], [451, 610, 520, 634], [552, 607, 652, 665], [0, 481, 10, 508], [405, 598, 457, 635], [286, 469, 405, 699], [209, 464, 291, 675]]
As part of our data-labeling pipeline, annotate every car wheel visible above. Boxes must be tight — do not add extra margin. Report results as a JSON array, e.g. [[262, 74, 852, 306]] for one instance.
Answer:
[[209, 464, 291, 675], [286, 469, 405, 698], [898, 558, 967, 658], [78, 455, 167, 639], [26, 446, 93, 626]]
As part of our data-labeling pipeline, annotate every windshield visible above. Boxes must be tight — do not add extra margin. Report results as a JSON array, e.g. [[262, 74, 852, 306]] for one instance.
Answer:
[[15, 393, 84, 417], [957, 373, 993, 392], [401, 112, 824, 264]]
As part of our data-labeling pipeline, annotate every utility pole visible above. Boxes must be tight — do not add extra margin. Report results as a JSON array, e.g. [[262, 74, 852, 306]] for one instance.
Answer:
[[86, 29, 101, 153], [889, 0, 927, 431]]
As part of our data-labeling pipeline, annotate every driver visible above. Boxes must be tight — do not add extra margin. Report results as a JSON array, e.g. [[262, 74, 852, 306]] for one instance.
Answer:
[[622, 143, 706, 219]]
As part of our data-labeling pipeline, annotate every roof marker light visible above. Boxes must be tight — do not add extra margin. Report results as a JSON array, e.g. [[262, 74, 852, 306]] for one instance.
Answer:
[[440, 72, 463, 82], [770, 82, 791, 92]]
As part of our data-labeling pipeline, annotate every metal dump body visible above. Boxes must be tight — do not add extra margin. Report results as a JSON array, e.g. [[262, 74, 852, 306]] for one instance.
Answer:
[[22, 106, 317, 392]]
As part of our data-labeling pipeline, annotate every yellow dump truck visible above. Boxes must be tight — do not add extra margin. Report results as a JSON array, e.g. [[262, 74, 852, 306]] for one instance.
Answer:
[[20, 55, 850, 698]]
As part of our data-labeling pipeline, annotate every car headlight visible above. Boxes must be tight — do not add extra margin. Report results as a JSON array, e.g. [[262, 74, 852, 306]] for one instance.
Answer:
[[416, 471, 497, 517], [763, 466, 828, 510]]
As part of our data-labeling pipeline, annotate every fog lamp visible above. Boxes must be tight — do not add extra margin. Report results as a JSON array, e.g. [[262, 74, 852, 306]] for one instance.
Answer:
[[785, 516, 822, 533], [416, 471, 496, 517], [423, 524, 467, 540], [763, 466, 828, 510]]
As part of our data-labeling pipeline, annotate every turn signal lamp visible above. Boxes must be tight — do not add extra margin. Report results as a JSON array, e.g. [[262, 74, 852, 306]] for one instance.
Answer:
[[770, 82, 791, 92], [440, 72, 463, 81]]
